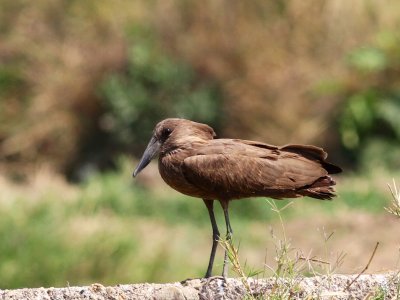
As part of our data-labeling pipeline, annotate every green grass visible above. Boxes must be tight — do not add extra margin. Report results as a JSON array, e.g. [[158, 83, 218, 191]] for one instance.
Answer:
[[0, 159, 398, 289]]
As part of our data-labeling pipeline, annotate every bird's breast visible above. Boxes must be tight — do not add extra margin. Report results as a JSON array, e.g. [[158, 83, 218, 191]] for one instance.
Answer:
[[158, 152, 205, 199]]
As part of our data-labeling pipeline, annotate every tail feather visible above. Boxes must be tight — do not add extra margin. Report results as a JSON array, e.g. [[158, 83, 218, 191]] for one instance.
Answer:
[[322, 162, 342, 174], [281, 144, 342, 174], [299, 175, 337, 200]]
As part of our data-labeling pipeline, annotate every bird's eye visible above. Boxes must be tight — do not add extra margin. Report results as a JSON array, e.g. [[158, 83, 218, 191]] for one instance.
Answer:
[[161, 127, 172, 139]]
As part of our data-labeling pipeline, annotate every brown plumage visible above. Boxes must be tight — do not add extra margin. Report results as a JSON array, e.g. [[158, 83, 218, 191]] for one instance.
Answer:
[[133, 118, 342, 278]]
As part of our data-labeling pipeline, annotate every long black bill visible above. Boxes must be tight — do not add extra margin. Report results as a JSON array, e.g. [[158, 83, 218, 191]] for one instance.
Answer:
[[133, 136, 161, 177]]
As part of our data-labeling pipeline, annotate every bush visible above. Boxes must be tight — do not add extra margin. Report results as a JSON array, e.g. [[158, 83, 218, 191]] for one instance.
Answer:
[[338, 31, 400, 170]]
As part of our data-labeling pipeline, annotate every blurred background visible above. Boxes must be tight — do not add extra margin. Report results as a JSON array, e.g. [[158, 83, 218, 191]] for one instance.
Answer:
[[1, 0, 400, 289]]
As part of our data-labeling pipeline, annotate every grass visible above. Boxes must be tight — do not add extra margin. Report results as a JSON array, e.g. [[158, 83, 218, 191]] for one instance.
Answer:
[[221, 200, 321, 299], [220, 199, 395, 299], [385, 179, 400, 218], [0, 159, 399, 289]]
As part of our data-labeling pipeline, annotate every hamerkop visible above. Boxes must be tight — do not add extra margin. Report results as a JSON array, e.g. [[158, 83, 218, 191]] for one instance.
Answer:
[[133, 118, 342, 278]]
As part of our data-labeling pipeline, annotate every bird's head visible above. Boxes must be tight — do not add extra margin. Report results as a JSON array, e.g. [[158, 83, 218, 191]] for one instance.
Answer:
[[133, 118, 216, 177]]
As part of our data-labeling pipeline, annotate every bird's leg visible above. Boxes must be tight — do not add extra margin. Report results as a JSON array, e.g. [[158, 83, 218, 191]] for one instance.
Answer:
[[220, 200, 233, 278], [203, 199, 220, 278]]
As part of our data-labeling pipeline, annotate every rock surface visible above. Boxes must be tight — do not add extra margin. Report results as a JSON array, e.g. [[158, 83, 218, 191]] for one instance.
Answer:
[[1, 273, 399, 300]]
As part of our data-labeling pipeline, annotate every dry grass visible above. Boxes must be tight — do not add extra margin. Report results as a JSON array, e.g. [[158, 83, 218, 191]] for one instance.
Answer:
[[219, 193, 400, 299], [386, 179, 400, 218], [221, 200, 346, 299], [0, 0, 129, 174], [2, 0, 400, 176]]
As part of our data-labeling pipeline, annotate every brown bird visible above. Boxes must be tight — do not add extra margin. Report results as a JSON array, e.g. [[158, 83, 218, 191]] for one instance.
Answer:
[[133, 118, 342, 278]]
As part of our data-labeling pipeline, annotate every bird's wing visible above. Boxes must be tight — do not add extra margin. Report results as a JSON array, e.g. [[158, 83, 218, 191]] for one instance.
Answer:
[[195, 139, 341, 174], [182, 150, 327, 199], [193, 139, 280, 158]]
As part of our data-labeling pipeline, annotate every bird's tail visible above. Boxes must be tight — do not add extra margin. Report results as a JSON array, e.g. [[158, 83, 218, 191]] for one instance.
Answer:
[[299, 175, 337, 200]]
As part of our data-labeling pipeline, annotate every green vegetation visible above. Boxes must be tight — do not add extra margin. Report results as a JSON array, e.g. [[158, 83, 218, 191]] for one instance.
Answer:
[[338, 31, 400, 170]]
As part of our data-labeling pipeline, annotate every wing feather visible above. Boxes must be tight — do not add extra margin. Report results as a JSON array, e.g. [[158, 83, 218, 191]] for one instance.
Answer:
[[182, 153, 327, 200]]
